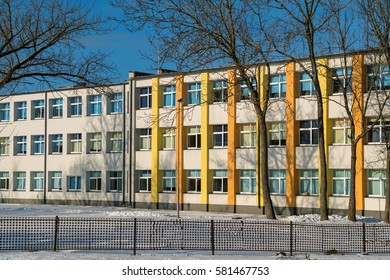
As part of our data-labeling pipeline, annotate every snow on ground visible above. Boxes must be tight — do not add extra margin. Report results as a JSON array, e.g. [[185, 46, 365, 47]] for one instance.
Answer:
[[0, 203, 389, 260]]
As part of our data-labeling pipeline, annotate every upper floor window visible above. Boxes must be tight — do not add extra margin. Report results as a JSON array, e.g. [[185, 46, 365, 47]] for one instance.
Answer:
[[162, 128, 175, 150], [70, 96, 82, 117], [50, 98, 63, 118], [240, 78, 256, 101], [139, 87, 152, 109], [213, 124, 228, 148], [87, 132, 102, 153], [108, 132, 122, 152], [139, 170, 151, 192], [212, 80, 228, 103], [139, 128, 152, 150], [367, 65, 390, 91], [240, 170, 256, 194], [109, 93, 122, 114], [187, 82, 201, 105], [0, 137, 10, 156], [332, 67, 352, 94], [187, 126, 201, 149], [368, 170, 386, 197], [269, 122, 286, 146], [15, 101, 27, 120], [15, 136, 27, 155], [333, 119, 351, 144], [299, 120, 318, 145], [163, 85, 176, 107], [187, 170, 201, 193], [299, 73, 316, 96], [368, 118, 390, 144], [50, 134, 63, 154], [269, 74, 286, 98], [212, 170, 228, 193], [88, 95, 102, 115], [240, 123, 256, 147], [0, 103, 10, 121], [269, 169, 286, 195], [299, 169, 318, 195], [68, 133, 82, 154], [332, 169, 350, 196], [33, 100, 45, 119], [31, 135, 45, 155]]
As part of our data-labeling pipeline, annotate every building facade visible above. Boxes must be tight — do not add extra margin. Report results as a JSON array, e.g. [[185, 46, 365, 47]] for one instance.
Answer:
[[0, 52, 389, 218]]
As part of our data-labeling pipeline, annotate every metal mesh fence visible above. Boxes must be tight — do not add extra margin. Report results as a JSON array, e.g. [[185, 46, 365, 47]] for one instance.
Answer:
[[1, 216, 390, 254]]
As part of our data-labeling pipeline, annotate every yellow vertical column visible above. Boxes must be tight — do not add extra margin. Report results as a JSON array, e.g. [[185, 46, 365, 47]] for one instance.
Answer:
[[151, 78, 162, 205], [201, 72, 212, 207], [227, 69, 238, 208], [286, 62, 298, 210], [352, 54, 366, 212], [176, 74, 186, 208], [318, 58, 333, 199]]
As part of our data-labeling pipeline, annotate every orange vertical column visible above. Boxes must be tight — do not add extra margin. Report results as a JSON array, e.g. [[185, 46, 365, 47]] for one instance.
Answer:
[[227, 69, 238, 209], [286, 62, 298, 212], [352, 54, 366, 212], [176, 74, 186, 208]]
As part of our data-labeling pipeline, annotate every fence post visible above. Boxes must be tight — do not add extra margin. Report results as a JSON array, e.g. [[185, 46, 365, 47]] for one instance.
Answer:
[[210, 220, 215, 255], [290, 221, 293, 256], [363, 222, 366, 253], [53, 216, 59, 251], [133, 218, 137, 256]]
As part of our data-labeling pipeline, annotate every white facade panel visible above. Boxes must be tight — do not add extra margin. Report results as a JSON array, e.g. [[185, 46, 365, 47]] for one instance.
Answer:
[[183, 150, 201, 170], [329, 145, 351, 169], [159, 150, 176, 169], [295, 97, 318, 120], [236, 148, 256, 169], [209, 104, 228, 125], [209, 149, 228, 169], [268, 147, 287, 169], [296, 146, 318, 169]]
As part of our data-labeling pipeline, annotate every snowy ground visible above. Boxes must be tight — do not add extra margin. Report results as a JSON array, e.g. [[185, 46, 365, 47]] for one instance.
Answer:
[[0, 203, 389, 260]]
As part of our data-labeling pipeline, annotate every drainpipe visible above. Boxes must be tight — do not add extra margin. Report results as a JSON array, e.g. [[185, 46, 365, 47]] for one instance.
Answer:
[[43, 91, 48, 204], [122, 83, 126, 206], [129, 73, 135, 208]]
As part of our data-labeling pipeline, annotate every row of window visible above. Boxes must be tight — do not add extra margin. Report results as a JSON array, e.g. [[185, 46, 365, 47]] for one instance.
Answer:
[[135, 169, 386, 197], [0, 132, 122, 156], [0, 93, 122, 122], [0, 171, 122, 192]]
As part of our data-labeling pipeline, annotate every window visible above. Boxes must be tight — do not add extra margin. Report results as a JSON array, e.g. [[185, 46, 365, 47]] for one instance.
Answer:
[[50, 134, 63, 154], [32, 135, 45, 155], [70, 96, 82, 117], [240, 170, 256, 193], [269, 170, 286, 194], [187, 82, 201, 105], [367, 65, 390, 91], [333, 119, 351, 144], [139, 170, 151, 192], [299, 169, 318, 195], [299, 120, 318, 145], [68, 133, 82, 154], [31, 171, 44, 191], [109, 93, 122, 114], [108, 132, 122, 152], [15, 101, 27, 120], [162, 128, 175, 150], [163, 85, 176, 107], [88, 171, 102, 191], [368, 118, 390, 143], [68, 176, 81, 191], [270, 74, 286, 98], [0, 172, 9, 190], [212, 80, 228, 103], [187, 126, 201, 149], [51, 98, 63, 118], [187, 170, 201, 192], [0, 137, 10, 155], [367, 170, 386, 197], [269, 122, 286, 146], [240, 124, 256, 147], [87, 133, 102, 153], [139, 129, 152, 150], [14, 171, 26, 191], [162, 170, 176, 192], [49, 171, 62, 191], [213, 170, 228, 193], [213, 124, 228, 148], [332, 67, 352, 94], [15, 136, 27, 155], [240, 78, 256, 100], [108, 171, 122, 192], [332, 169, 350, 196], [33, 100, 45, 119], [0, 103, 10, 121], [139, 87, 152, 109], [88, 95, 102, 115], [299, 73, 316, 96]]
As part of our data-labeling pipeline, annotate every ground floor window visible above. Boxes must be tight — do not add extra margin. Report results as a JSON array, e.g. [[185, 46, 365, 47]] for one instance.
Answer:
[[68, 176, 81, 191], [31, 171, 44, 191], [49, 171, 62, 191], [14, 171, 26, 191], [368, 170, 386, 197], [108, 171, 122, 192], [299, 169, 319, 195], [187, 170, 201, 192], [240, 170, 256, 193], [88, 171, 102, 191], [269, 169, 286, 194], [0, 172, 9, 190], [332, 169, 350, 196], [162, 170, 176, 192], [139, 170, 151, 192], [213, 170, 228, 193]]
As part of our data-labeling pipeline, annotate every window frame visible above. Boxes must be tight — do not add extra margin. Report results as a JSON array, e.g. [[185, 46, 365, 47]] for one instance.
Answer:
[[139, 87, 152, 109], [240, 123, 256, 148], [0, 137, 10, 155], [109, 93, 123, 114], [212, 170, 228, 193], [299, 169, 319, 195], [108, 132, 122, 153], [87, 132, 102, 153], [50, 134, 63, 154], [212, 80, 228, 103], [332, 169, 350, 196], [299, 120, 318, 146], [49, 171, 62, 191], [269, 74, 286, 99], [269, 169, 286, 195], [163, 85, 176, 107], [33, 100, 45, 119], [268, 122, 287, 146], [240, 78, 257, 101], [69, 133, 82, 154], [51, 98, 63, 118], [15, 136, 27, 155], [213, 124, 228, 148], [368, 169, 386, 197], [0, 171, 10, 190], [108, 171, 122, 192], [162, 128, 176, 150], [88, 95, 102, 116], [68, 176, 82, 191], [299, 73, 316, 96], [367, 64, 390, 91], [31, 171, 44, 191], [70, 96, 82, 117], [88, 171, 102, 192], [367, 118, 390, 144], [333, 119, 351, 145], [32, 135, 45, 155], [187, 170, 201, 193], [332, 67, 352, 94], [240, 169, 256, 194], [187, 82, 201, 105], [139, 170, 151, 192], [16, 101, 27, 120], [162, 170, 176, 192], [0, 103, 10, 122], [14, 171, 26, 191], [139, 128, 152, 150], [187, 126, 201, 149]]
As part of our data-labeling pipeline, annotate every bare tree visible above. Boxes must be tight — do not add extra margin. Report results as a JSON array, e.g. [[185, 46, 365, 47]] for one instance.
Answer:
[[0, 0, 115, 94], [112, 0, 278, 219]]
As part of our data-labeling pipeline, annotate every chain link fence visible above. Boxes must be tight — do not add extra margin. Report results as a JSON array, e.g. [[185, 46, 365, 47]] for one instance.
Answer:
[[1, 217, 390, 255]]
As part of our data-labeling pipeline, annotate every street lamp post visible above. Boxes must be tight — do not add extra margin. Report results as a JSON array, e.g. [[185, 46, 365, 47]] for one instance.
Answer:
[[177, 98, 183, 218]]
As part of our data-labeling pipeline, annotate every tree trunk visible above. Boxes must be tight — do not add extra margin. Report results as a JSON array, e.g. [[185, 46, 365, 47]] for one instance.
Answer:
[[348, 142, 357, 221], [385, 148, 390, 223]]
